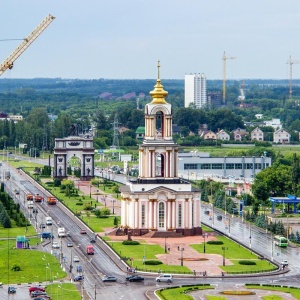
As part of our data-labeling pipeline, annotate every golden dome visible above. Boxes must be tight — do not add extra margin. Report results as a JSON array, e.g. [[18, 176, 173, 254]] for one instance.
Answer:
[[149, 61, 168, 104]]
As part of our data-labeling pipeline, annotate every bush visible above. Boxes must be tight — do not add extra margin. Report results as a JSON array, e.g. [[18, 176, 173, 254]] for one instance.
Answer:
[[144, 260, 163, 265], [11, 264, 21, 271], [122, 240, 140, 245], [238, 260, 257, 265], [207, 240, 224, 245], [76, 202, 83, 206]]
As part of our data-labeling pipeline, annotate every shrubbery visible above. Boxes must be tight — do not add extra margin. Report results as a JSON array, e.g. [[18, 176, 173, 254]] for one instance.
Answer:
[[122, 240, 140, 245], [144, 260, 162, 265], [238, 260, 256, 265], [207, 240, 224, 245]]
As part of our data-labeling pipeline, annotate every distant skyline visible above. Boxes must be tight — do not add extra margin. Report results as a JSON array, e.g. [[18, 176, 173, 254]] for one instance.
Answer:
[[1, 1, 300, 80]]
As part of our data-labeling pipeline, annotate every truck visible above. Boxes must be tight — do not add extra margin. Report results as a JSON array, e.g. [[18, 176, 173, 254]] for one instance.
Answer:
[[86, 245, 94, 255], [41, 232, 54, 239], [34, 194, 44, 202], [27, 194, 34, 201], [58, 227, 66, 237], [45, 217, 53, 225], [47, 197, 57, 205]]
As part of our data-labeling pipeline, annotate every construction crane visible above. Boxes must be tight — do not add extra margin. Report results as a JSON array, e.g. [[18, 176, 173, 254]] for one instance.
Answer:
[[286, 55, 300, 100], [222, 51, 236, 104], [238, 80, 245, 108], [0, 14, 55, 76]]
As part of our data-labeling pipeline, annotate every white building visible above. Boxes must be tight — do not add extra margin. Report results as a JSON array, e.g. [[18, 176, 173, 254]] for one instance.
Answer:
[[273, 129, 291, 144], [216, 130, 230, 141], [251, 127, 264, 141], [184, 73, 207, 108], [264, 118, 282, 130], [121, 65, 201, 236]]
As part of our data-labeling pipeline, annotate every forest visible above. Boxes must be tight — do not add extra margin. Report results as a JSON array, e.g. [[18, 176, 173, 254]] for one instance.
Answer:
[[0, 78, 300, 151]]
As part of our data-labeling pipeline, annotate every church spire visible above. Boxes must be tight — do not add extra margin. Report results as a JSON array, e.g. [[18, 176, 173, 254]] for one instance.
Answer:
[[149, 61, 168, 104]]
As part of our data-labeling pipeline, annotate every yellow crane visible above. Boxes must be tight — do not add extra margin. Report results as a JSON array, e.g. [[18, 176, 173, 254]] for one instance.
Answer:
[[0, 14, 55, 76], [286, 55, 300, 100], [222, 51, 236, 103]]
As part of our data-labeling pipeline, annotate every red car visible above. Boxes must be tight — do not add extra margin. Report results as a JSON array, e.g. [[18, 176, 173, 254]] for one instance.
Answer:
[[80, 229, 87, 234], [29, 286, 45, 293]]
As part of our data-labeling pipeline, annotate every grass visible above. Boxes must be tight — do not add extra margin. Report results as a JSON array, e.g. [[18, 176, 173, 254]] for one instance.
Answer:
[[107, 241, 191, 273], [246, 285, 300, 300], [262, 296, 284, 300], [191, 235, 277, 273], [46, 283, 81, 300], [156, 285, 213, 300], [205, 296, 226, 300]]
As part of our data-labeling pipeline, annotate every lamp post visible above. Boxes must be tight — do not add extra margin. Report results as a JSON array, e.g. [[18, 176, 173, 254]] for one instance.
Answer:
[[111, 199, 115, 214], [202, 233, 208, 253], [222, 246, 228, 266], [89, 185, 92, 198], [164, 237, 167, 253], [104, 195, 107, 207], [178, 246, 184, 266]]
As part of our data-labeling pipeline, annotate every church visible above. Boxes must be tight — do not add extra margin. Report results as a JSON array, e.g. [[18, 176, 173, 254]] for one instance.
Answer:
[[120, 63, 202, 236]]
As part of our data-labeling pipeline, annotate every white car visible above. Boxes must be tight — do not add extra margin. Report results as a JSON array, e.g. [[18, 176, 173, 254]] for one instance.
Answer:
[[73, 256, 80, 262], [156, 274, 173, 283], [281, 260, 288, 266], [52, 242, 60, 249]]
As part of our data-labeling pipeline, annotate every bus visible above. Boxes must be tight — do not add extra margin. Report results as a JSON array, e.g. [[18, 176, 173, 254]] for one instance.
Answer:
[[274, 235, 288, 247]]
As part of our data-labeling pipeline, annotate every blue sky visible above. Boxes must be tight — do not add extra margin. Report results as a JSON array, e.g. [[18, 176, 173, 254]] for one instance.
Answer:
[[1, 0, 300, 80]]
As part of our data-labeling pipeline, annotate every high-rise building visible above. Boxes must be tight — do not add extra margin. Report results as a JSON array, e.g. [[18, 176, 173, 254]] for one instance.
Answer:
[[184, 73, 207, 108]]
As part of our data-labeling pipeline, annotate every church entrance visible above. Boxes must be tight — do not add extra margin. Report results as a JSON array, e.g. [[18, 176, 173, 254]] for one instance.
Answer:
[[158, 202, 166, 231]]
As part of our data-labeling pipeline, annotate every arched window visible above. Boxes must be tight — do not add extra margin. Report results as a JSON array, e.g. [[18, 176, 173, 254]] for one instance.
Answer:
[[155, 153, 165, 177], [141, 205, 145, 227], [158, 202, 165, 228], [155, 111, 164, 139], [178, 204, 182, 227]]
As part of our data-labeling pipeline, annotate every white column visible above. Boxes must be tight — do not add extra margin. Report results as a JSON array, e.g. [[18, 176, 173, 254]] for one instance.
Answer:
[[153, 201, 157, 229], [167, 201, 171, 229], [149, 200, 153, 228], [135, 200, 139, 228], [172, 200, 176, 228], [131, 200, 135, 228], [182, 200, 185, 228], [189, 199, 193, 228]]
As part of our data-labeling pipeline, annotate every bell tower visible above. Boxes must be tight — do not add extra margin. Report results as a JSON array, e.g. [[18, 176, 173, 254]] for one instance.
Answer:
[[139, 61, 179, 180]]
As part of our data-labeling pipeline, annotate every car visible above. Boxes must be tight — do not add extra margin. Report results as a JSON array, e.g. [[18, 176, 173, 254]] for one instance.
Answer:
[[31, 291, 48, 298], [67, 241, 73, 247], [80, 229, 87, 234], [8, 286, 16, 294], [29, 286, 45, 293], [282, 260, 288, 266], [40, 223, 46, 229], [77, 265, 83, 272], [52, 241, 60, 249], [74, 275, 84, 282], [32, 297, 50, 300], [102, 276, 117, 282], [90, 237, 96, 243], [33, 208, 38, 213], [73, 256, 80, 262], [156, 274, 173, 283], [127, 275, 144, 282]]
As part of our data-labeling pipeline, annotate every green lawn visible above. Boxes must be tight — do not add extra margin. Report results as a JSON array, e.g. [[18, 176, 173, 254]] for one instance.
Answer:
[[46, 283, 81, 300], [246, 285, 300, 300], [191, 235, 277, 273], [107, 241, 191, 273], [156, 285, 213, 300]]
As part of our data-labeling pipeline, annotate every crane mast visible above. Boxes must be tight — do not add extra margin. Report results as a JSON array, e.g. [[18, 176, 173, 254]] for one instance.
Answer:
[[286, 55, 300, 100], [0, 14, 55, 76], [222, 51, 236, 104]]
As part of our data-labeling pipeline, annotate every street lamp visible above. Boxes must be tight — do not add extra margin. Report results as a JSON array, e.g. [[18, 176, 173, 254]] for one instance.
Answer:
[[222, 246, 228, 266], [202, 233, 208, 253], [178, 246, 184, 266], [164, 237, 167, 253], [111, 199, 115, 214], [104, 195, 107, 207], [89, 185, 92, 198]]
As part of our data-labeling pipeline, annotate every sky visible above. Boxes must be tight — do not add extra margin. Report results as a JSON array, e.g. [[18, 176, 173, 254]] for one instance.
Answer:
[[1, 0, 300, 80]]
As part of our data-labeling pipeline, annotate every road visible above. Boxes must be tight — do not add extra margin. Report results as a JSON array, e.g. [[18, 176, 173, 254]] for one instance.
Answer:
[[2, 161, 300, 299]]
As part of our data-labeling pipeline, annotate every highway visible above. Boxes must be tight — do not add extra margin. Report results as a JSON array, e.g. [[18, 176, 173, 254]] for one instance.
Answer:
[[2, 161, 300, 299]]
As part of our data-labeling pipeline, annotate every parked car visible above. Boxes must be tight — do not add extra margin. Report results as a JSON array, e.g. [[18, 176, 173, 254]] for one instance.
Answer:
[[32, 297, 50, 300], [102, 276, 117, 282], [73, 256, 80, 262], [31, 291, 48, 298], [156, 274, 173, 283], [127, 276, 144, 282], [8, 286, 16, 294], [80, 229, 87, 234], [67, 241, 73, 247], [77, 265, 83, 272], [29, 286, 45, 293], [74, 275, 84, 282]]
